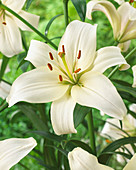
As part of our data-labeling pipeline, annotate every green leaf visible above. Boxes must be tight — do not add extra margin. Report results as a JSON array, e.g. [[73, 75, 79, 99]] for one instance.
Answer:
[[66, 139, 93, 154], [18, 103, 48, 131], [30, 130, 66, 143], [74, 104, 91, 128], [113, 79, 136, 102], [71, 0, 86, 21], [26, 0, 34, 10], [45, 14, 63, 36], [17, 52, 29, 72], [99, 137, 136, 164], [0, 56, 9, 80]]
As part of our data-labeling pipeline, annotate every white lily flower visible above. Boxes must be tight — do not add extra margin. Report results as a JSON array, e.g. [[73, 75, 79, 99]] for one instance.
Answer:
[[0, 137, 37, 170], [132, 65, 136, 87], [0, 0, 40, 57], [86, 1, 136, 52], [0, 59, 11, 99], [101, 114, 136, 163], [68, 147, 136, 170], [7, 20, 128, 135]]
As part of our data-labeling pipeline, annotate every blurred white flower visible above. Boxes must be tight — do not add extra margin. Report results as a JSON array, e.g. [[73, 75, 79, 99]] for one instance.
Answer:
[[7, 20, 127, 135], [86, 0, 136, 52], [0, 137, 37, 170], [68, 147, 136, 170], [0, 59, 11, 99], [0, 0, 40, 57], [132, 65, 136, 88]]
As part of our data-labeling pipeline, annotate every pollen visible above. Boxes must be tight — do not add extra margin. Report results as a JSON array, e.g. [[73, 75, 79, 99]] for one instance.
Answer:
[[2, 22, 6, 25], [47, 63, 53, 71], [105, 139, 112, 144], [77, 50, 81, 59], [59, 75, 63, 82], [49, 52, 54, 60], [74, 68, 81, 73], [62, 45, 65, 53]]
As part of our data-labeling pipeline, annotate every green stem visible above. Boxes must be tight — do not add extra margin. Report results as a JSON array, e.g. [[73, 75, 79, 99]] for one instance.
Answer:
[[0, 56, 9, 82], [87, 110, 96, 155], [0, 3, 57, 50], [108, 46, 136, 79], [63, 0, 69, 27]]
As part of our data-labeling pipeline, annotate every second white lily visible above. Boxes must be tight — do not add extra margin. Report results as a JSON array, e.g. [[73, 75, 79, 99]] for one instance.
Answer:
[[7, 20, 128, 135]]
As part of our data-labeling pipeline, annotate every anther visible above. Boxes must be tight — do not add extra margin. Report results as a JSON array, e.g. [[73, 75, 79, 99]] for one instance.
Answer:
[[74, 68, 81, 73], [62, 45, 65, 53], [77, 50, 81, 59], [47, 63, 53, 71], [49, 52, 54, 60], [129, 0, 134, 3], [105, 139, 112, 144], [2, 22, 6, 25], [59, 75, 63, 82]]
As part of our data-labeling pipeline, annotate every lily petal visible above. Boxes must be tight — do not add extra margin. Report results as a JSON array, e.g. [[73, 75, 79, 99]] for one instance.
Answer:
[[129, 5, 136, 21], [71, 71, 127, 119], [91, 46, 129, 73], [123, 154, 136, 170], [58, 20, 97, 72], [51, 92, 77, 135], [0, 137, 37, 170], [13, 10, 40, 31], [0, 82, 11, 99], [68, 147, 113, 170], [2, 0, 26, 13], [118, 40, 131, 52], [101, 118, 122, 139], [26, 40, 57, 68], [7, 67, 69, 107], [86, 0, 120, 39], [132, 65, 136, 88], [0, 16, 23, 57]]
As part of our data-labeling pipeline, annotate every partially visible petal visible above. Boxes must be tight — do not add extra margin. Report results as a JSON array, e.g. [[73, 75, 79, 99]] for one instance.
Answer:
[[129, 5, 136, 21], [118, 40, 131, 52], [51, 92, 77, 135], [7, 67, 69, 107], [129, 103, 136, 113], [91, 46, 129, 73], [68, 147, 113, 170], [123, 154, 136, 170], [13, 10, 40, 31], [101, 118, 122, 139], [72, 71, 127, 119], [86, 0, 120, 39], [0, 16, 23, 57], [132, 65, 136, 88], [58, 20, 97, 72], [2, 0, 26, 13], [0, 137, 36, 170], [114, 0, 124, 5], [26, 40, 57, 68], [0, 82, 11, 99]]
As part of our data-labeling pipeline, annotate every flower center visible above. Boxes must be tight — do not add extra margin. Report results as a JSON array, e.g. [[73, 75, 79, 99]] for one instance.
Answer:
[[47, 45, 82, 85]]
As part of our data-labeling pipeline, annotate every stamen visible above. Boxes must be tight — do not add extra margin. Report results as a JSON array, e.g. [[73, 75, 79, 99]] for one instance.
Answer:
[[74, 68, 81, 73], [49, 52, 54, 60], [2, 22, 6, 25], [58, 52, 65, 58], [129, 0, 134, 3], [47, 63, 53, 71], [62, 45, 65, 53], [59, 75, 63, 82], [77, 50, 81, 59]]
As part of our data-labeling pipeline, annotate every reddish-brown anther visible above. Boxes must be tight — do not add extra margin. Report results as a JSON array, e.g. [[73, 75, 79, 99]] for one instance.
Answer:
[[47, 63, 53, 71], [59, 75, 63, 82], [2, 22, 6, 25], [74, 68, 81, 73], [49, 52, 54, 60], [77, 50, 81, 59]]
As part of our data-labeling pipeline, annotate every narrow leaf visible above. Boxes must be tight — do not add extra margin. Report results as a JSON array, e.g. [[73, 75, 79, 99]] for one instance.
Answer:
[[71, 0, 86, 21], [0, 56, 9, 80], [26, 0, 34, 10]]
